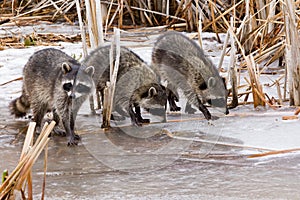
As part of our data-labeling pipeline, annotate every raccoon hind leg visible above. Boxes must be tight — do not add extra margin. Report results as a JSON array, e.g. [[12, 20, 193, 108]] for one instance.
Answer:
[[167, 89, 181, 112], [52, 109, 66, 137], [129, 104, 143, 126], [31, 102, 49, 135], [184, 90, 211, 120]]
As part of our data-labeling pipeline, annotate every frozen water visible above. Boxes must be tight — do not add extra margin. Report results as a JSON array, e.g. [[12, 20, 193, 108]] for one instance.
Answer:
[[0, 24, 299, 199]]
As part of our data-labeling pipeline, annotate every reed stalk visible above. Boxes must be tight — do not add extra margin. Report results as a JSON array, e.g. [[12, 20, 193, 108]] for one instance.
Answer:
[[0, 121, 54, 200]]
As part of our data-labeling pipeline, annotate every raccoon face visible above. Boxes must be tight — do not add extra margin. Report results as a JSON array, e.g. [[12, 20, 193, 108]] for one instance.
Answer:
[[140, 86, 168, 116], [202, 77, 229, 114], [61, 62, 95, 99]]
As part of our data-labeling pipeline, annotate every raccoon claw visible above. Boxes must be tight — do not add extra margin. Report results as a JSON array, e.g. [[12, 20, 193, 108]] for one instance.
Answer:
[[139, 118, 150, 124], [67, 134, 81, 146], [132, 117, 143, 126], [67, 139, 78, 146], [170, 105, 181, 112], [74, 134, 81, 140]]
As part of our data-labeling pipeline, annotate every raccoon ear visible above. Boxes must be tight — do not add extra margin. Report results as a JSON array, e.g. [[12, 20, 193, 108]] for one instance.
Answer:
[[148, 87, 157, 97], [85, 66, 95, 77], [208, 77, 216, 89], [62, 62, 72, 74]]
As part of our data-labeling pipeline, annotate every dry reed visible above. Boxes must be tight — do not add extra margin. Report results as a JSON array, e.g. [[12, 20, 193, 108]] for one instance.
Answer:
[[0, 121, 54, 200], [1, 0, 300, 106]]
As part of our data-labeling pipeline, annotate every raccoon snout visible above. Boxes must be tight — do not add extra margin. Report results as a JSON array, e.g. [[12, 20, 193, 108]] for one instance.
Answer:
[[69, 93, 76, 99], [207, 98, 229, 115]]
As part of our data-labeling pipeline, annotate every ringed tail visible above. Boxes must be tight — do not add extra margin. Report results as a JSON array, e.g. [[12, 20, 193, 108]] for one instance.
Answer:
[[9, 93, 30, 118]]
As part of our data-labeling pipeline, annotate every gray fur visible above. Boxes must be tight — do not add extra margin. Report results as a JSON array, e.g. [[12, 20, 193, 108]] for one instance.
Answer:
[[9, 48, 95, 145], [152, 31, 228, 120], [83, 45, 167, 125]]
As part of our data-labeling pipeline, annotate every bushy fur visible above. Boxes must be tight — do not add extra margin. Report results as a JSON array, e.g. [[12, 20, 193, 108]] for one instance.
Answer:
[[83, 45, 167, 125], [10, 92, 30, 118], [10, 48, 94, 145], [152, 31, 228, 119]]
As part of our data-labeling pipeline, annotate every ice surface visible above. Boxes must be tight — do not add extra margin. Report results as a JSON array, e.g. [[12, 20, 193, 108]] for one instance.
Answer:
[[0, 24, 299, 199]]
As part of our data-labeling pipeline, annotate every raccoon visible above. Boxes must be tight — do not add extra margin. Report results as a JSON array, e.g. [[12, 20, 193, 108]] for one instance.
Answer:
[[10, 48, 95, 145], [82, 45, 168, 126], [152, 31, 229, 120]]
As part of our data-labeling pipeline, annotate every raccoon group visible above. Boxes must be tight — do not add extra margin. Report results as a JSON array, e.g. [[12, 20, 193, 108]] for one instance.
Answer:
[[9, 31, 229, 145]]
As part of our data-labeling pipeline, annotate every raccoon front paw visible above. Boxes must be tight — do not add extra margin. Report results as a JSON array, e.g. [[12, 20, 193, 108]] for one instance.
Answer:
[[53, 127, 66, 137], [138, 118, 150, 124], [111, 114, 126, 121], [67, 139, 78, 146], [67, 134, 81, 146], [67, 137, 79, 146], [170, 105, 181, 112], [132, 119, 143, 127], [74, 134, 81, 140]]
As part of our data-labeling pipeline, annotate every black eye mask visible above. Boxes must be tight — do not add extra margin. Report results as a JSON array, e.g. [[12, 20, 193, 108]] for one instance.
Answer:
[[63, 82, 73, 92], [76, 83, 91, 93]]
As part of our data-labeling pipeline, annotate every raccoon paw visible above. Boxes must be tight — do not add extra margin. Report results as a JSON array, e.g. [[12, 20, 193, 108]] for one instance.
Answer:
[[138, 118, 150, 124], [170, 105, 181, 112], [74, 134, 81, 140], [132, 119, 143, 127], [111, 114, 126, 121], [67, 138, 79, 146], [53, 127, 66, 137], [169, 99, 181, 112], [67, 134, 81, 146], [67, 139, 78, 146]]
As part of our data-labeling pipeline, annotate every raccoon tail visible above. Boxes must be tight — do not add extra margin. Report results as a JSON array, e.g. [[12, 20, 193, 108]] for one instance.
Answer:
[[9, 90, 30, 118]]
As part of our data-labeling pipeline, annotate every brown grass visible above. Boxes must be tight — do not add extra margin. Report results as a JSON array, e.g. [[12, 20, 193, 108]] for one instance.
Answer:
[[1, 0, 300, 107]]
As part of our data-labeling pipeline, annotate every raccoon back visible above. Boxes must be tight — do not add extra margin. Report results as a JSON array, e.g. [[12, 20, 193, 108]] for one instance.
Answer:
[[83, 45, 160, 111], [23, 48, 81, 98]]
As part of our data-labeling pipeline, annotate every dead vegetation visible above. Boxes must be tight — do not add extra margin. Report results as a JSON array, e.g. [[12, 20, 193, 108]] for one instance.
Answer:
[[1, 2, 300, 199], [0, 121, 54, 200], [0, 0, 300, 107]]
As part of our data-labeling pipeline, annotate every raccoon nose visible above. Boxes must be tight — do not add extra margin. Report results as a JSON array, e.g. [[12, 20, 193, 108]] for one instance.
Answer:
[[225, 107, 229, 115], [69, 93, 76, 99]]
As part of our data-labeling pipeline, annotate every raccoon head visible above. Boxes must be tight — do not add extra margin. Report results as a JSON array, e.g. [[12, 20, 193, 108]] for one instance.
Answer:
[[139, 84, 168, 117], [204, 77, 229, 114], [61, 62, 95, 99]]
